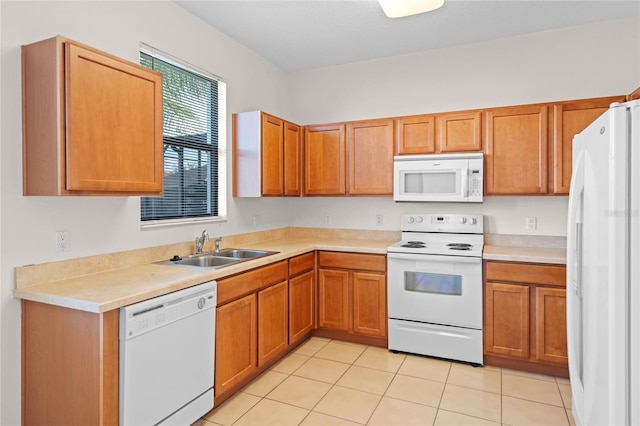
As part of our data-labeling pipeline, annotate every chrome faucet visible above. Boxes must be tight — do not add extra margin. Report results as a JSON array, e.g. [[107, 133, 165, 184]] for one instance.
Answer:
[[195, 230, 209, 254], [214, 236, 223, 253]]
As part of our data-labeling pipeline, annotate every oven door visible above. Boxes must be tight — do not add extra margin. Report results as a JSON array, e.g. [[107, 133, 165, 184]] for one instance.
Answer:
[[387, 252, 482, 329]]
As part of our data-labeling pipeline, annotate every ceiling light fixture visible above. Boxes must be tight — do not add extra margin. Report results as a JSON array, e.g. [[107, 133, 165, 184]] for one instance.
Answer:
[[378, 0, 445, 18]]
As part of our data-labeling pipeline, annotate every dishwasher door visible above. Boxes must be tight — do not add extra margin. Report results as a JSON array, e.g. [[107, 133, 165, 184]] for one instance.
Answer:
[[119, 281, 216, 426]]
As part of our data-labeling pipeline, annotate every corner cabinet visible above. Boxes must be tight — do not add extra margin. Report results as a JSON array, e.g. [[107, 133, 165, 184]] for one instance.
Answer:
[[552, 96, 625, 194], [233, 111, 302, 197], [288, 253, 315, 345], [304, 124, 346, 195], [22, 36, 163, 196], [483, 260, 568, 377], [317, 251, 387, 346]]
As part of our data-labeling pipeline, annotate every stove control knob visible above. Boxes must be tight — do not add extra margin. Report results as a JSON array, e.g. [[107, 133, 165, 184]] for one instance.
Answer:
[[407, 217, 415, 224], [459, 217, 467, 224], [469, 218, 477, 225], [416, 216, 424, 223]]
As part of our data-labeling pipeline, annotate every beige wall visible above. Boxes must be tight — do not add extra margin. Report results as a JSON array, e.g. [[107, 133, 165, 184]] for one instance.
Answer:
[[287, 17, 639, 236], [0, 1, 639, 423]]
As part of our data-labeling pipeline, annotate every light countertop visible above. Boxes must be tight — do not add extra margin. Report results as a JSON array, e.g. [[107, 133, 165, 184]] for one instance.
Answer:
[[14, 230, 568, 314], [482, 245, 566, 264], [13, 237, 393, 314]]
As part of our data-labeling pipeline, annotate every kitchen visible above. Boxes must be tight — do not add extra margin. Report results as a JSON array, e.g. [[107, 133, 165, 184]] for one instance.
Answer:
[[1, 1, 639, 425]]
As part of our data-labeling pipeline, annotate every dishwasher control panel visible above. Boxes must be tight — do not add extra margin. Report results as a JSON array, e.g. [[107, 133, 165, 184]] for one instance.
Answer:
[[120, 281, 217, 339]]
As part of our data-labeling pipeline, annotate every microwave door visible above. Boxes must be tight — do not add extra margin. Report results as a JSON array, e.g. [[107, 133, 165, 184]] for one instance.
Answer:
[[399, 169, 462, 201]]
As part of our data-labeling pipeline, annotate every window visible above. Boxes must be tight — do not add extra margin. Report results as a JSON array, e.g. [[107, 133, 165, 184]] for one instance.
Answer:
[[140, 46, 226, 225]]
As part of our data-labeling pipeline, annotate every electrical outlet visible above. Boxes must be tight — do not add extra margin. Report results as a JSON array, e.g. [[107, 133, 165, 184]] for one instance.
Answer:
[[526, 216, 537, 230], [375, 213, 383, 226], [324, 213, 332, 226], [55, 230, 70, 252], [253, 215, 263, 227]]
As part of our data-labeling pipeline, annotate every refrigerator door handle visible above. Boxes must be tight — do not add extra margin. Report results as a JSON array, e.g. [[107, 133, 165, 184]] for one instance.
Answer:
[[567, 149, 585, 425]]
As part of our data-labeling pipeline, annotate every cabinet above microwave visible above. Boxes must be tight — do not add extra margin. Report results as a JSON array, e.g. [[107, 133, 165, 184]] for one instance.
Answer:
[[393, 153, 484, 203]]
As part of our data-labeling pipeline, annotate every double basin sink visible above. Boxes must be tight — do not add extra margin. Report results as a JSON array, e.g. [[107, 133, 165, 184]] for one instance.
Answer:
[[156, 248, 278, 269]]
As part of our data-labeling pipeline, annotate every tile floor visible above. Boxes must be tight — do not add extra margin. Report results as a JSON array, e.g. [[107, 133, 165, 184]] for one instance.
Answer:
[[197, 337, 574, 426]]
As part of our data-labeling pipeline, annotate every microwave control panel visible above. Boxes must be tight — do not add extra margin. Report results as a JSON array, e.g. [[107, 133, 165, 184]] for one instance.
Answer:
[[469, 169, 482, 197]]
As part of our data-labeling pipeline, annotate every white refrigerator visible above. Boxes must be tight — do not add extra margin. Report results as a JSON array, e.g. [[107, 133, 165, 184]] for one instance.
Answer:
[[567, 100, 639, 426]]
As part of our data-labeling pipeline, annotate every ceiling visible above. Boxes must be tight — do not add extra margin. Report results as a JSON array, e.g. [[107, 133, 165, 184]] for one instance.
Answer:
[[174, 0, 640, 72]]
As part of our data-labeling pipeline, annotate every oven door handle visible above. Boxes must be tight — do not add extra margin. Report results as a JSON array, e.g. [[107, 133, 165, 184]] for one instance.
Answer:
[[387, 252, 482, 264]]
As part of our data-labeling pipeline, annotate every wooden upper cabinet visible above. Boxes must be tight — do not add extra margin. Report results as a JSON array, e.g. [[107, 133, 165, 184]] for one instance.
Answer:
[[485, 105, 549, 195], [627, 86, 640, 101], [233, 111, 301, 197], [437, 111, 482, 152], [396, 115, 436, 154], [347, 119, 395, 195], [304, 124, 346, 195], [284, 121, 302, 196], [552, 96, 624, 194], [261, 113, 285, 195], [395, 112, 480, 155], [22, 36, 163, 196]]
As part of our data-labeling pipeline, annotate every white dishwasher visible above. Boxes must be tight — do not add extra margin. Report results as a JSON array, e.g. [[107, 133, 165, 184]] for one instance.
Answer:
[[119, 281, 216, 426]]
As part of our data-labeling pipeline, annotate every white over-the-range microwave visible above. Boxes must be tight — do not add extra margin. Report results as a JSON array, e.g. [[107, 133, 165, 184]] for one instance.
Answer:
[[393, 153, 484, 203]]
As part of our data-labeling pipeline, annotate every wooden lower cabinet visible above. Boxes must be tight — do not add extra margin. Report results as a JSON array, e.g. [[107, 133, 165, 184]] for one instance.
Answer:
[[316, 252, 387, 344], [257, 280, 289, 366], [22, 301, 119, 426], [289, 270, 315, 343], [215, 293, 258, 397], [318, 269, 350, 331], [484, 282, 530, 359], [535, 287, 568, 364], [352, 272, 387, 337], [483, 261, 568, 377]]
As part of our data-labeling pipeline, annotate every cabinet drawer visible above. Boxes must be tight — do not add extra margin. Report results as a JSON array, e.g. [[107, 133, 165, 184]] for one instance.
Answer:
[[485, 261, 566, 287], [217, 261, 288, 305], [289, 252, 315, 276], [319, 251, 386, 273]]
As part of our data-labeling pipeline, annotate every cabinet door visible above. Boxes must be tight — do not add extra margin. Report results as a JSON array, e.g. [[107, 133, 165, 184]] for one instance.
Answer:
[[65, 42, 163, 193], [484, 282, 530, 359], [437, 111, 482, 152], [347, 119, 395, 195], [485, 106, 548, 194], [215, 294, 257, 397], [284, 121, 302, 196], [261, 113, 284, 195], [535, 287, 568, 366], [552, 97, 623, 194], [318, 269, 350, 331], [258, 281, 289, 366], [352, 272, 387, 337], [304, 124, 346, 195], [289, 270, 315, 344], [396, 115, 436, 154]]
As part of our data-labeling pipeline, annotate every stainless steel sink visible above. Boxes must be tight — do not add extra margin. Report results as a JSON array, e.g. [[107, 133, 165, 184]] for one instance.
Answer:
[[215, 249, 277, 259], [156, 248, 278, 269], [175, 255, 240, 268]]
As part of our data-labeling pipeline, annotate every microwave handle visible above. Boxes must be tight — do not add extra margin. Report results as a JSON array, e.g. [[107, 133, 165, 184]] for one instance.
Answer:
[[461, 168, 469, 197]]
